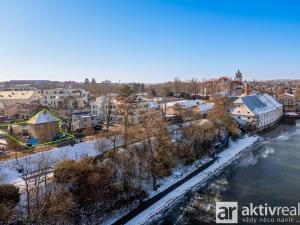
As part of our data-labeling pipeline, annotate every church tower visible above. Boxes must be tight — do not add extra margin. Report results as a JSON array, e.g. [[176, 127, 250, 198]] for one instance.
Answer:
[[235, 70, 242, 82]]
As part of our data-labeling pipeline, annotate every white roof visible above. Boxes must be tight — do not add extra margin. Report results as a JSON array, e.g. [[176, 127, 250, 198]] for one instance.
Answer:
[[0, 91, 41, 100], [199, 103, 214, 113], [166, 100, 203, 108], [0, 139, 7, 145], [148, 101, 159, 109]]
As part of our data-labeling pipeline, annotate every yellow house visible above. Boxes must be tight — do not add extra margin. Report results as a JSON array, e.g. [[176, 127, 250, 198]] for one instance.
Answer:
[[27, 110, 60, 143]]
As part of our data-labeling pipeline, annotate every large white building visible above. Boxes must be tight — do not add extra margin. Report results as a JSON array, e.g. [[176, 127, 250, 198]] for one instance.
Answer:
[[231, 94, 283, 130], [41, 88, 90, 109]]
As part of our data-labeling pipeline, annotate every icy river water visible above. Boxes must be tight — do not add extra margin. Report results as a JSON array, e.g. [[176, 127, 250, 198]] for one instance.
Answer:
[[150, 119, 300, 225]]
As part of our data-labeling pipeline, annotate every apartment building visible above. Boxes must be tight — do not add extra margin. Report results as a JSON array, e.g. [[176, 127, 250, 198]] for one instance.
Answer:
[[41, 88, 89, 109]]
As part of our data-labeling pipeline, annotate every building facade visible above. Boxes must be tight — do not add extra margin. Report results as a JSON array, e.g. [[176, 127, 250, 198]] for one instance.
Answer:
[[41, 88, 90, 109], [90, 95, 118, 124], [277, 93, 296, 113], [71, 112, 101, 131]]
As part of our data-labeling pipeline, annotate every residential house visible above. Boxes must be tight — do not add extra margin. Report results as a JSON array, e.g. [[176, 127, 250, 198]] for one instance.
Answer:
[[114, 94, 161, 124], [0, 103, 43, 121], [90, 95, 118, 124], [277, 93, 296, 113], [27, 110, 61, 143], [71, 112, 101, 131], [164, 100, 203, 116]]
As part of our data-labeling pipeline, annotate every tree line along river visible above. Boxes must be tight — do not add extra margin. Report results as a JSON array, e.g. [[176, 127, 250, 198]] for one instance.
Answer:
[[150, 119, 300, 225]]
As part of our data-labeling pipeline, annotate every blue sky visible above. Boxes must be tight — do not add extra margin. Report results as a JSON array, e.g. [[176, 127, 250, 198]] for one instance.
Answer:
[[0, 0, 299, 83]]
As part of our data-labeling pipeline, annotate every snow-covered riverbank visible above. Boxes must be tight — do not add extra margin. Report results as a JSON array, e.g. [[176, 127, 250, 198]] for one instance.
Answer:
[[124, 136, 259, 225]]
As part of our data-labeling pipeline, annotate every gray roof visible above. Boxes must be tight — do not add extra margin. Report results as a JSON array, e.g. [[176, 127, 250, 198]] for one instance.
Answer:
[[239, 94, 282, 115], [241, 95, 267, 111]]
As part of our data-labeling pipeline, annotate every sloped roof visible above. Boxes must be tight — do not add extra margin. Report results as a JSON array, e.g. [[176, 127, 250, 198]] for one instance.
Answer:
[[166, 100, 203, 108], [27, 110, 60, 125], [199, 103, 214, 113], [148, 101, 159, 109], [237, 94, 282, 115], [0, 91, 41, 100]]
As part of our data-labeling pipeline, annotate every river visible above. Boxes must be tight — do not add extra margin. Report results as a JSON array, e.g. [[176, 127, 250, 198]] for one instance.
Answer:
[[150, 119, 300, 225]]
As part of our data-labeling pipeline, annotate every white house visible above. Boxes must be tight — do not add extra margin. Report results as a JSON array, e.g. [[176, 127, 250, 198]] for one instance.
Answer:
[[71, 112, 101, 131], [231, 94, 283, 130], [90, 95, 118, 124], [41, 88, 89, 109]]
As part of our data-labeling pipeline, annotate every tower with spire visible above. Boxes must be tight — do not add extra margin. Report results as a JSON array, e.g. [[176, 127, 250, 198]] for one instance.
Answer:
[[235, 70, 243, 82]]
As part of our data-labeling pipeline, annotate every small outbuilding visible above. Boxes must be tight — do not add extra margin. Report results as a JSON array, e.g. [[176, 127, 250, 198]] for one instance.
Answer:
[[27, 110, 60, 143]]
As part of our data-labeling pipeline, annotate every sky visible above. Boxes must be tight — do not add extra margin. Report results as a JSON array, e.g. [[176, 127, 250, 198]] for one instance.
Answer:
[[0, 0, 299, 83]]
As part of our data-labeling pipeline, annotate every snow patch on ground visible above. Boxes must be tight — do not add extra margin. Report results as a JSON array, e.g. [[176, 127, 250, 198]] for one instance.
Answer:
[[0, 136, 123, 185]]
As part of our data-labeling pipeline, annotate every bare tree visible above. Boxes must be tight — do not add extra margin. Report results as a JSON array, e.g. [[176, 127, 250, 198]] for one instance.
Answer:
[[116, 85, 136, 147], [135, 110, 173, 191], [63, 96, 79, 132], [14, 153, 54, 223], [173, 77, 181, 94], [190, 78, 199, 95], [103, 95, 114, 137]]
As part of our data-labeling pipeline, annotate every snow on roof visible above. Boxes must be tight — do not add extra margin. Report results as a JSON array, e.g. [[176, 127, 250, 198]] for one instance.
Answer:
[[27, 110, 60, 125], [148, 101, 159, 109], [280, 93, 295, 97], [199, 103, 214, 113], [0, 91, 41, 100], [237, 94, 282, 115], [72, 112, 97, 120], [166, 100, 203, 108], [0, 139, 7, 145]]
